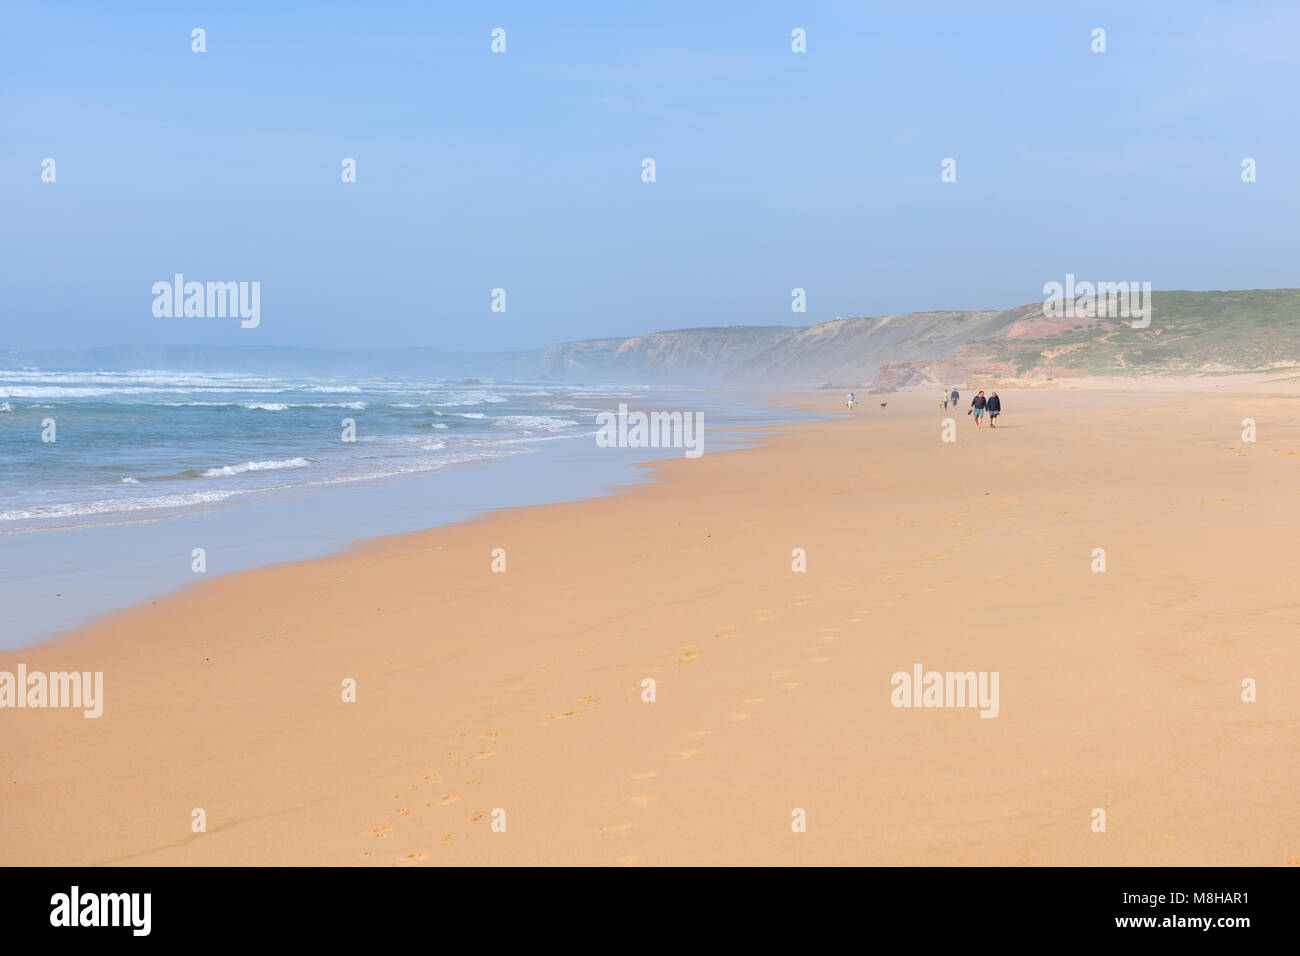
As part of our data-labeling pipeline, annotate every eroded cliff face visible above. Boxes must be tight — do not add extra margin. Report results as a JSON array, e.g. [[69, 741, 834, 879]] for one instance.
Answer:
[[875, 290, 1300, 385], [540, 307, 1033, 384]]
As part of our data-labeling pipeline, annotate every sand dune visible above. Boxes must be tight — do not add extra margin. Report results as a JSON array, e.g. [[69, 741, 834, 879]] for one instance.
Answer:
[[1, 386, 1297, 865]]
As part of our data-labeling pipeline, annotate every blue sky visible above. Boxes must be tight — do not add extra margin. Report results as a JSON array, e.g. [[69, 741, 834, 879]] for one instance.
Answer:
[[2, 1, 1297, 351]]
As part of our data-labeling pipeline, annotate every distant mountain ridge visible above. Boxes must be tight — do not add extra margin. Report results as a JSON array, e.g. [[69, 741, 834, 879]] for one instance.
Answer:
[[6, 290, 1298, 385], [539, 289, 1300, 384]]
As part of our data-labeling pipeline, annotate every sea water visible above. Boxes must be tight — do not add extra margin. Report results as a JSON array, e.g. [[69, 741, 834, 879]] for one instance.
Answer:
[[0, 368, 818, 647]]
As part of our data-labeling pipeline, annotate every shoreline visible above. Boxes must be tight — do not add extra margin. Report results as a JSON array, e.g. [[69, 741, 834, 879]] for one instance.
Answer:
[[0, 389, 819, 650], [1, 384, 1296, 865]]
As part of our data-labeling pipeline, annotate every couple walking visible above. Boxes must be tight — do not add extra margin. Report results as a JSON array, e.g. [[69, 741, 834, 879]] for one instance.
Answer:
[[967, 390, 1001, 428]]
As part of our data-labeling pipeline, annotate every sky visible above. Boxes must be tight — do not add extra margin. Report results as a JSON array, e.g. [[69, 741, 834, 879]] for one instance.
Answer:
[[2, 0, 1298, 352]]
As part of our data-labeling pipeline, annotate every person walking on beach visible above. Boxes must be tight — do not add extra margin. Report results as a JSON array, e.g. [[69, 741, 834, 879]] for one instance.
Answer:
[[846, 391, 856, 413], [969, 390, 987, 428], [986, 391, 1001, 428], [950, 387, 959, 408], [941, 388, 949, 410]]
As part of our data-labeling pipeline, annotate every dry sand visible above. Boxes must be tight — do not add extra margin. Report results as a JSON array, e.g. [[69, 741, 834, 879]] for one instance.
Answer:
[[2, 386, 1297, 866]]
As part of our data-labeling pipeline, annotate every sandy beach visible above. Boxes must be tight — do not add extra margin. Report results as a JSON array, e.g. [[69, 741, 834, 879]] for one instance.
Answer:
[[1, 384, 1297, 866]]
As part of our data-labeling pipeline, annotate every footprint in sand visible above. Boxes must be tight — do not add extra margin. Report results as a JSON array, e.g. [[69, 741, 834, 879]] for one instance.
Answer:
[[686, 729, 713, 739], [778, 681, 803, 690], [677, 648, 700, 666], [672, 749, 702, 760], [396, 808, 409, 816], [548, 711, 580, 721], [626, 795, 656, 808], [407, 852, 429, 860], [426, 795, 460, 809], [364, 826, 394, 839], [423, 773, 443, 782], [600, 823, 634, 835], [628, 771, 658, 781], [470, 750, 495, 761], [469, 810, 485, 822], [740, 697, 767, 705], [810, 657, 831, 664], [576, 695, 598, 704], [726, 712, 758, 722]]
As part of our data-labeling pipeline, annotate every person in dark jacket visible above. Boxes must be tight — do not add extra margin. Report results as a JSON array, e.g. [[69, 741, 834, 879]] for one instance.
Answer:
[[950, 388, 959, 407], [986, 391, 1001, 427], [969, 390, 987, 427]]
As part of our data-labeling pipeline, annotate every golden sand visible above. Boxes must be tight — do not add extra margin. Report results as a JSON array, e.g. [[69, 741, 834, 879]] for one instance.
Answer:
[[1, 386, 1297, 865]]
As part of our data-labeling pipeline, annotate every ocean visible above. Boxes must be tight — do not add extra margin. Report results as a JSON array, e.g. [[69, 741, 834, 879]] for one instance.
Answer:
[[0, 369, 666, 532], [0, 368, 817, 646]]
